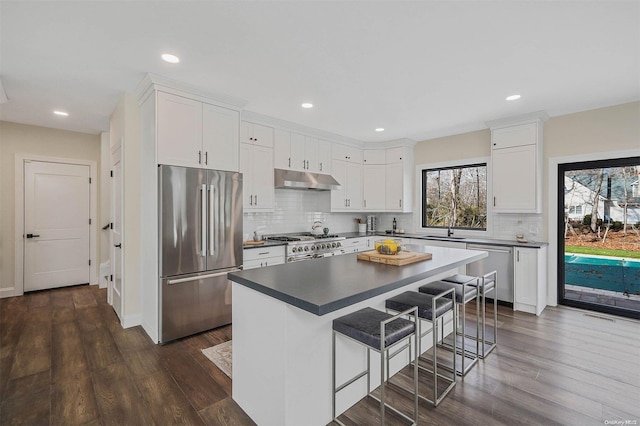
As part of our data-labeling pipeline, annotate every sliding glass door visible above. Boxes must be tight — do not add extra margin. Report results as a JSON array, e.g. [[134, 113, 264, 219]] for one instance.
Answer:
[[558, 156, 640, 319]]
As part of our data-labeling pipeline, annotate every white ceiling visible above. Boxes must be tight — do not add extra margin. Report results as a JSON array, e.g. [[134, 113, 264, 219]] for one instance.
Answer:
[[1, 1, 639, 142]]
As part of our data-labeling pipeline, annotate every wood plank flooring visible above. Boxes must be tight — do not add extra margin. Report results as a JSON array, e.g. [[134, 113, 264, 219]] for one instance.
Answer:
[[0, 284, 251, 426], [1, 284, 639, 425]]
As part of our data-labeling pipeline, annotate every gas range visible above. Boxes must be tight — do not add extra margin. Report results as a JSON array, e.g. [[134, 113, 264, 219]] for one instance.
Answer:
[[264, 233, 346, 262]]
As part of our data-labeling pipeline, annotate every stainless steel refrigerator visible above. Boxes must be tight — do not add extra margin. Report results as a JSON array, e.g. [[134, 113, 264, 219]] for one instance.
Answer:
[[159, 165, 242, 343]]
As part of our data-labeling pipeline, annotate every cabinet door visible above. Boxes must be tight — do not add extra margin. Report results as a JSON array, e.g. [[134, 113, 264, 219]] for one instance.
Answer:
[[202, 103, 239, 171], [239, 143, 253, 208], [385, 163, 404, 211], [347, 162, 363, 210], [317, 140, 332, 173], [363, 165, 386, 211], [363, 149, 386, 165], [251, 123, 274, 148], [492, 123, 536, 149], [514, 248, 537, 307], [157, 92, 203, 167], [274, 128, 292, 169], [386, 146, 409, 164], [331, 160, 348, 210], [251, 145, 274, 210], [304, 137, 319, 172], [290, 133, 306, 171], [492, 144, 536, 212]]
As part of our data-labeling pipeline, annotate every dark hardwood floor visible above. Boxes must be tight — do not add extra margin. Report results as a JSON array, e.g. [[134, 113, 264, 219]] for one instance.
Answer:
[[1, 284, 639, 425]]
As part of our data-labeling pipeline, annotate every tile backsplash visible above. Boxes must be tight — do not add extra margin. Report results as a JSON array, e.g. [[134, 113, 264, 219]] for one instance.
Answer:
[[243, 189, 542, 242], [243, 189, 413, 238]]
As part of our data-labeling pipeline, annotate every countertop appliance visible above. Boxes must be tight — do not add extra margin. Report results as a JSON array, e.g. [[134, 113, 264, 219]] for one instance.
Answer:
[[265, 233, 346, 262], [466, 243, 514, 303], [159, 165, 242, 343]]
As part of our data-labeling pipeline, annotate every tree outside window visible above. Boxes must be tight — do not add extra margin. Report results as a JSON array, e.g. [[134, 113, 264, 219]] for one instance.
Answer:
[[422, 163, 487, 230]]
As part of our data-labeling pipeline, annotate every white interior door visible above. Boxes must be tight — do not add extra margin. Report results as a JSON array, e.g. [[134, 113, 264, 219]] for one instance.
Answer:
[[110, 148, 123, 320], [24, 161, 90, 291]]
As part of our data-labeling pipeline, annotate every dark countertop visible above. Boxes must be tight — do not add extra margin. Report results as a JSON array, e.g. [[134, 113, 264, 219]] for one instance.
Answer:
[[229, 245, 487, 316], [338, 231, 548, 249], [243, 240, 288, 249]]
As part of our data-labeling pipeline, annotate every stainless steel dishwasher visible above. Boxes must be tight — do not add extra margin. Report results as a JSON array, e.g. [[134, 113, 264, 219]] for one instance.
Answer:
[[466, 244, 514, 303]]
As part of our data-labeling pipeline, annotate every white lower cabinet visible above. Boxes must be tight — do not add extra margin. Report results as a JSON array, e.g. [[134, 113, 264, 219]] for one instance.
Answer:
[[514, 246, 547, 315], [343, 237, 372, 253], [243, 246, 285, 270]]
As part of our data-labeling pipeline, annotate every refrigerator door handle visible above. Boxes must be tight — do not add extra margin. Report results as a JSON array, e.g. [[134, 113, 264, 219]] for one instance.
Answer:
[[167, 268, 242, 285], [201, 184, 207, 257], [209, 184, 215, 256]]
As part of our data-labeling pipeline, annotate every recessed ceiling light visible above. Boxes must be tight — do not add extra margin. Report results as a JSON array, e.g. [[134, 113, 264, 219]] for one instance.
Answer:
[[301, 103, 313, 109], [506, 94, 521, 101], [53, 110, 69, 117], [161, 53, 180, 64], [375, 128, 385, 132]]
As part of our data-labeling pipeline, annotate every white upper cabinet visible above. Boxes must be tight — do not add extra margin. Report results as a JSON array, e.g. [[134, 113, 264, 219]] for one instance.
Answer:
[[332, 144, 363, 164], [273, 128, 292, 169], [363, 149, 386, 165], [317, 140, 332, 174], [331, 160, 362, 211], [363, 164, 386, 211], [488, 113, 546, 213], [156, 91, 240, 171], [157, 92, 203, 168], [241, 121, 274, 148], [240, 142, 274, 212], [202, 102, 240, 171], [384, 146, 413, 212], [274, 130, 321, 172]]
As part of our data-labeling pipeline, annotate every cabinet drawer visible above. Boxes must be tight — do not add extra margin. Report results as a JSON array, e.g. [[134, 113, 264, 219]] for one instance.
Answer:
[[243, 246, 285, 262]]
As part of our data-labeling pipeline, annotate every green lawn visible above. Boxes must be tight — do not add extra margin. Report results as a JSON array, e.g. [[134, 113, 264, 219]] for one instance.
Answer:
[[565, 245, 640, 259]]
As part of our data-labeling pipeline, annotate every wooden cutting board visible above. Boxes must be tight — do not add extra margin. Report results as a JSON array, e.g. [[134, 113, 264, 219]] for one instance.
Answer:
[[244, 240, 265, 246], [357, 250, 432, 266]]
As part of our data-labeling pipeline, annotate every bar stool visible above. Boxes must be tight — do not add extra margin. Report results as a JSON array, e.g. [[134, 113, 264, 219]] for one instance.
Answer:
[[332, 306, 418, 426], [385, 289, 456, 406], [419, 280, 479, 376], [443, 272, 497, 358]]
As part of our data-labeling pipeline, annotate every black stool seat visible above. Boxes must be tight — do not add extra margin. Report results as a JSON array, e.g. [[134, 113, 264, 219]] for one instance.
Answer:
[[443, 274, 495, 291], [386, 291, 453, 320], [333, 307, 415, 350], [419, 281, 476, 304]]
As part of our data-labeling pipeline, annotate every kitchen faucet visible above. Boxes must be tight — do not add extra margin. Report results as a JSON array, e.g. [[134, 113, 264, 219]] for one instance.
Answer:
[[447, 226, 454, 237]]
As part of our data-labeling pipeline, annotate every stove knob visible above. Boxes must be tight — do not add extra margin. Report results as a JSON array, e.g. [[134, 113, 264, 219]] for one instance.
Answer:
[[291, 247, 297, 253], [331, 243, 336, 248], [304, 246, 309, 252], [288, 257, 293, 262], [312, 245, 316, 250], [321, 244, 326, 249], [337, 242, 342, 247]]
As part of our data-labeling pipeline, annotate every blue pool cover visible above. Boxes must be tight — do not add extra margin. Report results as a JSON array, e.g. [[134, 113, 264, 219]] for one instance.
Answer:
[[565, 254, 640, 294]]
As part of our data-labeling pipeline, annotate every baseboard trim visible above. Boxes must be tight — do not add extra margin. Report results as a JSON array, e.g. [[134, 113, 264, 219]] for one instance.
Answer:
[[0, 287, 20, 298], [122, 313, 142, 329]]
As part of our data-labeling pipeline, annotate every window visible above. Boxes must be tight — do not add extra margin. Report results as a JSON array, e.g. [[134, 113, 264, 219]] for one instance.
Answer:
[[422, 163, 487, 230], [568, 205, 582, 215]]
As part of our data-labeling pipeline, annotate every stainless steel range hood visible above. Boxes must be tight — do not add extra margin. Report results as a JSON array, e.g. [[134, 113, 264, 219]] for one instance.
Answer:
[[274, 168, 341, 191]]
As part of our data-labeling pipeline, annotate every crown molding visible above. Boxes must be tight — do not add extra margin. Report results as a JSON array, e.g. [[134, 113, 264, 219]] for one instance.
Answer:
[[485, 110, 549, 129]]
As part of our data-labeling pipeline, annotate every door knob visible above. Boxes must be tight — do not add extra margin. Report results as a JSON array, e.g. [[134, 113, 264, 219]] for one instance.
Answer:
[[26, 233, 40, 238], [114, 243, 122, 248]]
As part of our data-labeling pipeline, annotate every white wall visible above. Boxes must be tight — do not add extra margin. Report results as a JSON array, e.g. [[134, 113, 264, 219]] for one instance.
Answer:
[[0, 121, 101, 294]]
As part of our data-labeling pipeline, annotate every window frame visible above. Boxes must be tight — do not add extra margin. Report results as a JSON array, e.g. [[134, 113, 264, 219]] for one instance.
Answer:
[[415, 157, 492, 237]]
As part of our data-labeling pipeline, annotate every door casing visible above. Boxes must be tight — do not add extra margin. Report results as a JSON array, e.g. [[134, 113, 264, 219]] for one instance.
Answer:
[[11, 154, 98, 298]]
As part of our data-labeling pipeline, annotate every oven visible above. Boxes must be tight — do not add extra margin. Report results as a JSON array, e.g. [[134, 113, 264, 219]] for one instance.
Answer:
[[264, 234, 346, 263]]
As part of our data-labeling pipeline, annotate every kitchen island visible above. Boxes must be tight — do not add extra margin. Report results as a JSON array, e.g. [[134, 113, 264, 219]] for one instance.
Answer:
[[229, 245, 487, 425]]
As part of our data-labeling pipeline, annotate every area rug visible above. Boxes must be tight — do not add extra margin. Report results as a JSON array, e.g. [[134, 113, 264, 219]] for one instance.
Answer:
[[202, 340, 232, 378]]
